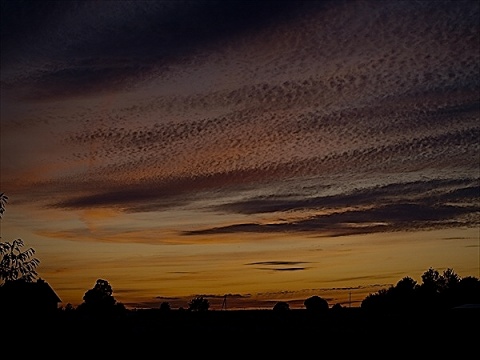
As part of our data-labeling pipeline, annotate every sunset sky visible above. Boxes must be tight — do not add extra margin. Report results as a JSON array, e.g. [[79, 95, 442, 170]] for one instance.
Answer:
[[0, 0, 478, 310]]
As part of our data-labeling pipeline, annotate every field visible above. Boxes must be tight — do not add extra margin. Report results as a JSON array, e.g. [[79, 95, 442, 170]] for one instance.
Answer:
[[38, 307, 478, 355]]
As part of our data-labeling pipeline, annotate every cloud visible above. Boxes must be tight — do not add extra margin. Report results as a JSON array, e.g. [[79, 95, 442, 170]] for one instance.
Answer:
[[182, 178, 479, 237], [1, 0, 322, 100], [213, 178, 479, 214], [245, 261, 309, 272], [1, 0, 478, 244]]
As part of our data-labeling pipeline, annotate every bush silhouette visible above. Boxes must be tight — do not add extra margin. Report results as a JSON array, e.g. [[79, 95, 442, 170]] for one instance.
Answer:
[[188, 296, 209, 312], [159, 301, 171, 312], [273, 301, 290, 311], [304, 295, 329, 313]]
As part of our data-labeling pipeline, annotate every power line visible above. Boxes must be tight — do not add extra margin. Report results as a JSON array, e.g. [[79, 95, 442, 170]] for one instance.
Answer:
[[221, 294, 227, 310]]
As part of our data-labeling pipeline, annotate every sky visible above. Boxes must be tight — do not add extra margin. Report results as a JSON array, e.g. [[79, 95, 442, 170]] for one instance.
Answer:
[[0, 0, 479, 310]]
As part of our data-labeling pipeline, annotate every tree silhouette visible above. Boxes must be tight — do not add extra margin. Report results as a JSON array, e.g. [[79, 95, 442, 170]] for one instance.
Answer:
[[0, 194, 39, 283], [0, 195, 61, 321], [361, 267, 479, 312], [77, 279, 126, 319], [188, 296, 209, 311], [304, 295, 329, 313], [0, 239, 40, 283], [418, 267, 453, 309], [159, 301, 171, 312], [0, 193, 7, 218], [395, 276, 417, 292], [455, 276, 480, 305], [0, 196, 40, 284], [388, 276, 418, 310], [83, 279, 116, 307], [331, 303, 344, 311], [63, 303, 75, 312], [273, 301, 290, 311], [420, 267, 442, 293]]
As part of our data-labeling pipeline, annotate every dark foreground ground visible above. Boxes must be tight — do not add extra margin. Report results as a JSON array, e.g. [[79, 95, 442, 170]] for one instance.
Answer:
[[4, 307, 478, 355]]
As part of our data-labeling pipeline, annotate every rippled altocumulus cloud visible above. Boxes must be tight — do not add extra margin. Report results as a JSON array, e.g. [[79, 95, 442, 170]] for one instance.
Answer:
[[1, 0, 478, 240]]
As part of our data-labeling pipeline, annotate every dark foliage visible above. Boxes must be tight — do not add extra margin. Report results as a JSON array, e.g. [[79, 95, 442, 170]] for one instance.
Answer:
[[188, 296, 210, 312], [76, 279, 127, 319], [159, 301, 171, 312], [361, 267, 480, 313], [0, 195, 40, 283], [273, 301, 290, 311], [0, 193, 7, 218], [304, 295, 329, 313]]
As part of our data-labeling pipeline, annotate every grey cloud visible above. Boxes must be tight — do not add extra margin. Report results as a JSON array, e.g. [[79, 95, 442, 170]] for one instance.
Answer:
[[154, 296, 182, 301], [59, 90, 478, 175], [213, 178, 479, 214], [183, 200, 479, 237], [246, 261, 308, 266], [1, 0, 478, 242], [3, 0, 300, 59], [47, 93, 477, 203], [4, 0, 478, 103], [245, 261, 309, 272], [255, 267, 306, 272], [1, 0, 322, 99]]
